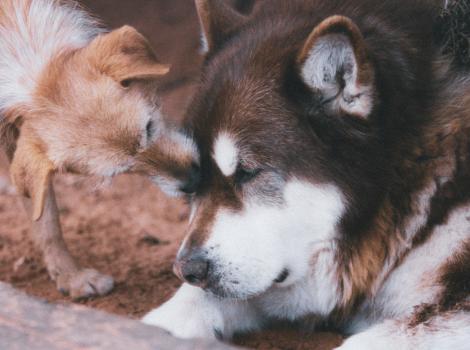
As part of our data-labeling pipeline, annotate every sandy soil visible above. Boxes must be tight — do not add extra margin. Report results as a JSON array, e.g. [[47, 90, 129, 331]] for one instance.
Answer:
[[0, 0, 344, 349]]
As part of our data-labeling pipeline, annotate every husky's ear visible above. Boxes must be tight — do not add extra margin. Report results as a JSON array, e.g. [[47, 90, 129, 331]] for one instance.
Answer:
[[195, 0, 247, 53], [297, 16, 375, 119], [10, 133, 55, 221], [87, 26, 170, 85]]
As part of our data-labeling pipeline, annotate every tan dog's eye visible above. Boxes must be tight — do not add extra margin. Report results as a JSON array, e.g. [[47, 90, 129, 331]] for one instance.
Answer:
[[120, 79, 132, 88]]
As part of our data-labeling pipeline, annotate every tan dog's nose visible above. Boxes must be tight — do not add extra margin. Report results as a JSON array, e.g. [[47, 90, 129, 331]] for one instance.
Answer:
[[173, 257, 209, 287]]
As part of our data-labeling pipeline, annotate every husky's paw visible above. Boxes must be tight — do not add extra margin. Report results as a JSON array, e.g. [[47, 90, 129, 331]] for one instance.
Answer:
[[56, 268, 114, 300], [142, 284, 224, 339], [142, 306, 221, 339]]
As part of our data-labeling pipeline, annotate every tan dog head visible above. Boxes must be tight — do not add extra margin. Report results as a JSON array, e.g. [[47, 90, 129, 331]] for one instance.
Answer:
[[6, 26, 198, 220]]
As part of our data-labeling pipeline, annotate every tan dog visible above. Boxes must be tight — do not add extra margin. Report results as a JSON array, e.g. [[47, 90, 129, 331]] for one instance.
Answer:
[[0, 0, 199, 299]]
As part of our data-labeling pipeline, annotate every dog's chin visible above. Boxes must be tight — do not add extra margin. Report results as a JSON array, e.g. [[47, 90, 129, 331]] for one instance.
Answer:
[[204, 284, 266, 301]]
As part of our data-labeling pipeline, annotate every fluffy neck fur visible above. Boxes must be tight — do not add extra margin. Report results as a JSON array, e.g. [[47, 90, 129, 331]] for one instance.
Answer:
[[335, 68, 470, 316], [0, 0, 102, 116]]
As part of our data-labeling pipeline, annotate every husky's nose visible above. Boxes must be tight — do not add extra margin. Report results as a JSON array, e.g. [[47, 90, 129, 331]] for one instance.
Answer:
[[179, 163, 200, 195], [174, 257, 209, 287]]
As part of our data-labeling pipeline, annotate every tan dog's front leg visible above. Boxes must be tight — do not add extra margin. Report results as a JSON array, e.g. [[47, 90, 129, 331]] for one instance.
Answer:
[[23, 184, 114, 300]]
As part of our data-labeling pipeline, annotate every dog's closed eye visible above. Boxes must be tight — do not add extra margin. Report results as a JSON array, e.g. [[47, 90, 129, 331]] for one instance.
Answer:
[[234, 165, 262, 185], [120, 79, 132, 88]]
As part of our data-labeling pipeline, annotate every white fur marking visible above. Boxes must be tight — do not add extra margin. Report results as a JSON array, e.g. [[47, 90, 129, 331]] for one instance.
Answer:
[[213, 133, 238, 177]]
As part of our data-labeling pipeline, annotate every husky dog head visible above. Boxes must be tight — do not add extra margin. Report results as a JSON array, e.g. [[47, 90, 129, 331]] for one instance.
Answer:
[[171, 0, 388, 302], [174, 0, 437, 305]]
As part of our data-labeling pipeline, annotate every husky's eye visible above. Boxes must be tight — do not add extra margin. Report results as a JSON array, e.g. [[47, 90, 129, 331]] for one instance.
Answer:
[[146, 120, 154, 140], [235, 165, 261, 185]]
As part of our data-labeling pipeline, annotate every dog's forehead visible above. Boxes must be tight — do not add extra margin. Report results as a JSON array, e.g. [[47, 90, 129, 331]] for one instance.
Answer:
[[195, 77, 301, 178], [191, 33, 315, 176]]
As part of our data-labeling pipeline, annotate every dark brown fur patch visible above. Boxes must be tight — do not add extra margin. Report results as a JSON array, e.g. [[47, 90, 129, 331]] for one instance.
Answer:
[[408, 303, 441, 329], [439, 240, 470, 310], [408, 300, 470, 329]]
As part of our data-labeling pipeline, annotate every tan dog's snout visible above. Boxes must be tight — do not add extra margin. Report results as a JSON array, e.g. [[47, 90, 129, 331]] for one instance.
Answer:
[[134, 129, 201, 197]]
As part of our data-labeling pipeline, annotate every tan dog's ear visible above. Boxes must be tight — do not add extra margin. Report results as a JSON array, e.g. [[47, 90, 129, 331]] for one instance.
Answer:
[[86, 25, 170, 84], [10, 134, 55, 221]]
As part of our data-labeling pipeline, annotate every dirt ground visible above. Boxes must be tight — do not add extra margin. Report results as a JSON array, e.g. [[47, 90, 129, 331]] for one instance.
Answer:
[[0, 1, 344, 349]]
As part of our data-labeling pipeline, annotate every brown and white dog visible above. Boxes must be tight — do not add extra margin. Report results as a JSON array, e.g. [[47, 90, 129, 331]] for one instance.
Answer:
[[143, 0, 470, 348], [0, 0, 199, 299]]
